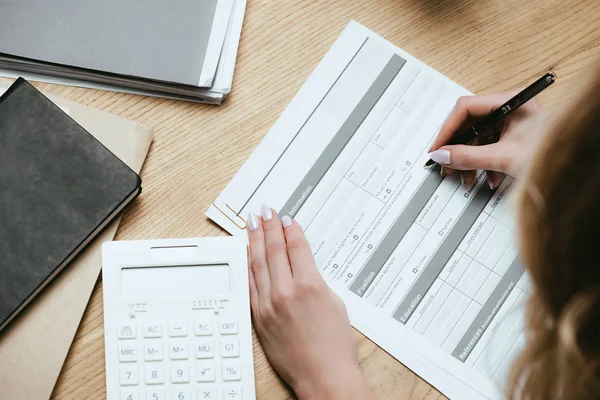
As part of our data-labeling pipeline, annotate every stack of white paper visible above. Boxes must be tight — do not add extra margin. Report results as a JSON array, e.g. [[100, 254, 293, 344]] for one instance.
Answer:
[[0, 0, 246, 104], [207, 21, 529, 399]]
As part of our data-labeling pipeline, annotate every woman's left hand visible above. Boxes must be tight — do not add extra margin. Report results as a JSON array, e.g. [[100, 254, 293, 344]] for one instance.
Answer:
[[246, 205, 374, 400]]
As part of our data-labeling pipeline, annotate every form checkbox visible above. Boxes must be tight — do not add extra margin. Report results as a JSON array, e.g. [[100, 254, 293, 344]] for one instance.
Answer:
[[386, 188, 392, 194], [347, 273, 353, 278], [438, 230, 444, 236], [333, 263, 339, 269], [405, 161, 411, 166], [464, 193, 470, 198], [367, 244, 373, 249], [412, 268, 418, 273], [353, 235, 359, 240]]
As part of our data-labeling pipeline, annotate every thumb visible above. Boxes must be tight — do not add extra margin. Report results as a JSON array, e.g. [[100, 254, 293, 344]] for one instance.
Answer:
[[428, 143, 509, 173]]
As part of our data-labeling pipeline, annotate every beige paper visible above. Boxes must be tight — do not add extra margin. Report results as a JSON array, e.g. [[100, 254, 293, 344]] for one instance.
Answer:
[[0, 78, 153, 400]]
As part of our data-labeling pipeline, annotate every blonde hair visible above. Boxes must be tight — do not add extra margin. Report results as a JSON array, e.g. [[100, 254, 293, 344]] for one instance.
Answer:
[[508, 68, 600, 399]]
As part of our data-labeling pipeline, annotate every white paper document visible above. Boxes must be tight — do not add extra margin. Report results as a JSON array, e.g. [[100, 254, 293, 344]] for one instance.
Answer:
[[207, 21, 530, 399]]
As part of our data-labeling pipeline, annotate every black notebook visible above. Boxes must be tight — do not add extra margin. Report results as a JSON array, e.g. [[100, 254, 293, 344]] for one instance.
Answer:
[[0, 78, 142, 332]]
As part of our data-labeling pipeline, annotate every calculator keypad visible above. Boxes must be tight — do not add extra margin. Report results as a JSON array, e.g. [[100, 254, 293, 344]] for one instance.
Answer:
[[120, 391, 139, 400], [145, 365, 164, 384], [223, 386, 243, 399], [168, 321, 188, 337], [120, 365, 139, 386], [170, 363, 190, 383], [118, 324, 137, 339], [145, 390, 165, 400], [119, 343, 138, 362], [169, 340, 190, 360], [172, 388, 191, 400], [144, 342, 163, 361], [221, 339, 240, 358], [219, 321, 238, 335], [197, 361, 216, 382], [117, 319, 242, 399], [194, 321, 214, 336], [195, 339, 215, 359], [198, 386, 217, 399], [143, 324, 162, 338], [222, 361, 242, 381]]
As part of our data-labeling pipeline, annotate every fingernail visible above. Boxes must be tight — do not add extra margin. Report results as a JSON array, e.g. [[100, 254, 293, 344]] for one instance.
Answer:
[[460, 173, 465, 185], [260, 204, 273, 221], [428, 149, 450, 165], [281, 215, 293, 228], [440, 166, 447, 177], [247, 212, 259, 231], [487, 177, 495, 190]]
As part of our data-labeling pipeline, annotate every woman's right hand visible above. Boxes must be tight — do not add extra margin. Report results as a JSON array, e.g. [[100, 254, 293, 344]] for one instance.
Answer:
[[428, 92, 549, 188]]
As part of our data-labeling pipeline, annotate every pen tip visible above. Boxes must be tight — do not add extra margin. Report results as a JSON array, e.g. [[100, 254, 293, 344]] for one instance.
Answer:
[[424, 159, 435, 167]]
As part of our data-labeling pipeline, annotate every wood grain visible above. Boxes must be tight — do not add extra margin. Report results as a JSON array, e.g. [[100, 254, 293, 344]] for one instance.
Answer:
[[46, 0, 600, 398]]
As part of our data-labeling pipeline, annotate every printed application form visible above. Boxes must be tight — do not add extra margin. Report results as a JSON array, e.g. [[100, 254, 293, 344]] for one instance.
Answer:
[[207, 21, 530, 399]]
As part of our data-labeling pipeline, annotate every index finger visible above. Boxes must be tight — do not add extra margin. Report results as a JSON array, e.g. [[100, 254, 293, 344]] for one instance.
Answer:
[[430, 91, 518, 151]]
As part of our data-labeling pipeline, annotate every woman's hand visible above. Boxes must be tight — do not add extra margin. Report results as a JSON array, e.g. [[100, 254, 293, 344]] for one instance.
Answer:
[[428, 92, 549, 188], [246, 205, 374, 400]]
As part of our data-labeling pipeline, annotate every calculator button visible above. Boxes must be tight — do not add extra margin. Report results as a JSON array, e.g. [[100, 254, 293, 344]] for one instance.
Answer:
[[118, 343, 138, 362], [118, 324, 137, 339], [119, 365, 139, 386], [144, 342, 163, 361], [222, 361, 241, 381], [223, 385, 243, 399], [170, 363, 190, 383], [169, 321, 188, 337], [194, 320, 214, 336], [196, 361, 216, 382], [194, 339, 215, 359], [145, 364, 164, 384], [145, 390, 165, 400], [219, 320, 239, 335], [169, 340, 190, 360], [221, 338, 240, 358], [198, 386, 217, 399], [120, 391, 139, 400], [143, 323, 162, 338], [172, 388, 191, 400]]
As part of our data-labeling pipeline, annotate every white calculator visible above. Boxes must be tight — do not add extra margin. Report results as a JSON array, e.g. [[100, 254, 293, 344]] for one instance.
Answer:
[[102, 237, 255, 400]]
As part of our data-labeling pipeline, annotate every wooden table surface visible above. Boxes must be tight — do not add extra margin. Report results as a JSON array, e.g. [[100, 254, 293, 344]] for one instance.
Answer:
[[47, 0, 600, 399]]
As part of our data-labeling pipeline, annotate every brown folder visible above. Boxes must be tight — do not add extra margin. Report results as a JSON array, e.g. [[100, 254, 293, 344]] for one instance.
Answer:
[[0, 78, 154, 400]]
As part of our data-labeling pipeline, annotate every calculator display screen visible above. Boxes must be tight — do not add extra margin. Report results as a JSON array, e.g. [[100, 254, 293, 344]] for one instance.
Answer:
[[121, 264, 230, 300]]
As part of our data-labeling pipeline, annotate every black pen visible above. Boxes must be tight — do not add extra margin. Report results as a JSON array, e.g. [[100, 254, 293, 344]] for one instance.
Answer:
[[424, 72, 556, 167]]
